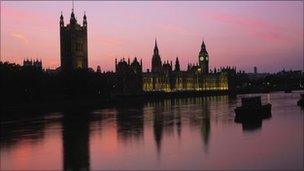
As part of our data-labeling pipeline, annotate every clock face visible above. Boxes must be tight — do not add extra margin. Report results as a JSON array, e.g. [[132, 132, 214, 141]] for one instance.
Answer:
[[200, 57, 204, 61], [206, 56, 208, 60]]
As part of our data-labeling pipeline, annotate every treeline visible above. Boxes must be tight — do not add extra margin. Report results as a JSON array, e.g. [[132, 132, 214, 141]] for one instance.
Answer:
[[1, 62, 115, 105], [234, 71, 304, 93]]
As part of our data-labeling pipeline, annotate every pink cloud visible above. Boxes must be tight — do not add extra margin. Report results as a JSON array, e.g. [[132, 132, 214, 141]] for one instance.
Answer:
[[205, 12, 297, 42], [11, 33, 29, 44]]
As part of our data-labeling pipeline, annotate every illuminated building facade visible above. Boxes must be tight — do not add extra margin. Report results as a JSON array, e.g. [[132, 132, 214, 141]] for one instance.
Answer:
[[60, 9, 88, 70], [142, 39, 233, 92]]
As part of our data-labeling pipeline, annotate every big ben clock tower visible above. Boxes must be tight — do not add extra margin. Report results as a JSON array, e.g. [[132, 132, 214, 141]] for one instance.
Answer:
[[198, 39, 209, 74]]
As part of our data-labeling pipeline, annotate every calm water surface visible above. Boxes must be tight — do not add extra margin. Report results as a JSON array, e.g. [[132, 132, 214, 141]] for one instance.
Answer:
[[1, 91, 303, 170]]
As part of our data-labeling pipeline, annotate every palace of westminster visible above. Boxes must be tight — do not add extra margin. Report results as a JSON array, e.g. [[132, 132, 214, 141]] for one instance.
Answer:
[[25, 9, 236, 95]]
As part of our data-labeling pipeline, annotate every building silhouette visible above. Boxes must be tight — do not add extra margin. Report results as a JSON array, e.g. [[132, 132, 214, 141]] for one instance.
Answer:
[[62, 111, 90, 171], [152, 39, 162, 73], [57, 8, 234, 94], [141, 39, 233, 92], [116, 106, 144, 143], [198, 40, 209, 74], [60, 9, 88, 70], [115, 57, 143, 95], [23, 59, 42, 70]]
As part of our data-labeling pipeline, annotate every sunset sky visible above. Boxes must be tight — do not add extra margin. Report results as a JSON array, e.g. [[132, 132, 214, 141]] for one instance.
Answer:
[[1, 1, 303, 73]]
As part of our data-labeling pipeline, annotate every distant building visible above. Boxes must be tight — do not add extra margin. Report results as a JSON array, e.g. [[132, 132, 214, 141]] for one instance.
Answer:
[[23, 59, 42, 70], [96, 65, 101, 73], [247, 67, 270, 80], [115, 57, 143, 95], [60, 9, 88, 70]]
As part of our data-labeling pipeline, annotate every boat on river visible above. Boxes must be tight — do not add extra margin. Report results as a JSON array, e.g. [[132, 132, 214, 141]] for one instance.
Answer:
[[235, 96, 271, 122]]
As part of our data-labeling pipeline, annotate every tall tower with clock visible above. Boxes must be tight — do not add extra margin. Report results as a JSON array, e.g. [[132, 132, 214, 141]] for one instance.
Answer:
[[198, 39, 209, 74]]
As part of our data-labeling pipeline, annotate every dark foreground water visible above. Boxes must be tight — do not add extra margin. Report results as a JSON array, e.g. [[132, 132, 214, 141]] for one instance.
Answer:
[[1, 91, 303, 170]]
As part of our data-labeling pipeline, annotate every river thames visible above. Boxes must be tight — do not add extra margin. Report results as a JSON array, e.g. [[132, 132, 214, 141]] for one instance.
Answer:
[[1, 91, 303, 170]]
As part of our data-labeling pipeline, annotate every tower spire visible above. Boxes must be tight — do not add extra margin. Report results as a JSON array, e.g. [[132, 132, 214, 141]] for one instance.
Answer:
[[72, 0, 74, 12], [83, 11, 87, 27], [155, 38, 158, 48], [70, 0, 77, 24], [201, 37, 206, 49], [60, 11, 64, 27], [152, 38, 162, 73], [154, 38, 159, 54]]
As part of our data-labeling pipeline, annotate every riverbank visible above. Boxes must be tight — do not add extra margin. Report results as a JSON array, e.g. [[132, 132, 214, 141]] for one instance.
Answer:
[[3, 89, 303, 120], [1, 90, 230, 118]]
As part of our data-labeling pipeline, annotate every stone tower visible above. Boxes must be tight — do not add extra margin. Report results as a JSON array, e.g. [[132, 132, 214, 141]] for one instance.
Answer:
[[198, 39, 209, 74], [60, 10, 88, 71], [151, 39, 162, 73]]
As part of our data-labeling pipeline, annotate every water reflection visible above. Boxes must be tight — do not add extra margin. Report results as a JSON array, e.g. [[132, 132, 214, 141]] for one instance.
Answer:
[[1, 119, 45, 149], [175, 103, 182, 138], [237, 111, 272, 132], [201, 98, 210, 149], [149, 97, 212, 155], [1, 92, 303, 170], [62, 111, 90, 171], [153, 106, 164, 154], [235, 116, 268, 132], [239, 119, 263, 131], [0, 113, 61, 150], [116, 105, 144, 143], [150, 99, 184, 155]]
